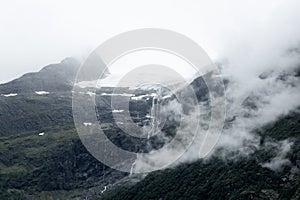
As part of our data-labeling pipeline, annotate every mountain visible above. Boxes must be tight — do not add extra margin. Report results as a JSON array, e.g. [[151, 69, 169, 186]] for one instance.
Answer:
[[0, 57, 80, 94], [0, 58, 299, 200], [0, 59, 128, 199], [0, 58, 80, 136], [0, 58, 192, 199]]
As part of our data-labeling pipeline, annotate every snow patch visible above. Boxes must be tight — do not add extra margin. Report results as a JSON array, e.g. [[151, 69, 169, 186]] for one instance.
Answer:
[[112, 110, 124, 113], [38, 132, 45, 136], [131, 93, 157, 101], [3, 93, 18, 97], [83, 122, 92, 126], [35, 91, 50, 95], [100, 93, 133, 97], [131, 95, 147, 101]]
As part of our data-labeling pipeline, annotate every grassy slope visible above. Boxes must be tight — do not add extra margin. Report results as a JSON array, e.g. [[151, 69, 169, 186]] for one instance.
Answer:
[[0, 92, 126, 199]]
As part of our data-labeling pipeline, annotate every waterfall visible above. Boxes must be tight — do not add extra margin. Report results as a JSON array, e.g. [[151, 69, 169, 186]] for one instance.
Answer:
[[101, 186, 107, 194], [149, 88, 161, 139], [148, 96, 155, 139], [130, 161, 136, 176]]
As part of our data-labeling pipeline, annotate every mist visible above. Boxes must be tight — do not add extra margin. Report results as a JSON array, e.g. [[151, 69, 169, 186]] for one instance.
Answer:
[[133, 0, 300, 172], [2, 0, 300, 84]]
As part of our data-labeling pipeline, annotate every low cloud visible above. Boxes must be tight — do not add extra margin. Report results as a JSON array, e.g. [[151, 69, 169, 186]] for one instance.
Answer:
[[134, 1, 300, 171], [261, 140, 293, 171]]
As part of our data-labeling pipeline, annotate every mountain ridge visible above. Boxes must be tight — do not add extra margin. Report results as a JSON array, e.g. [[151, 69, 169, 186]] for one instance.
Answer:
[[0, 57, 80, 94]]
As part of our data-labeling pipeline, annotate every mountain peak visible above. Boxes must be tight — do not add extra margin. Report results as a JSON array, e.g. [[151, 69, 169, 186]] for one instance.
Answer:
[[0, 58, 80, 94]]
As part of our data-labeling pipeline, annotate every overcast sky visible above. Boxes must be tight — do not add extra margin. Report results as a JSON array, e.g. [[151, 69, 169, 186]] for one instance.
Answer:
[[0, 0, 299, 83]]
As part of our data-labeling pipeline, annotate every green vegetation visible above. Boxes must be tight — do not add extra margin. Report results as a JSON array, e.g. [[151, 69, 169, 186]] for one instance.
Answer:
[[100, 111, 300, 200], [0, 92, 126, 199], [0, 92, 74, 136], [100, 159, 299, 200]]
